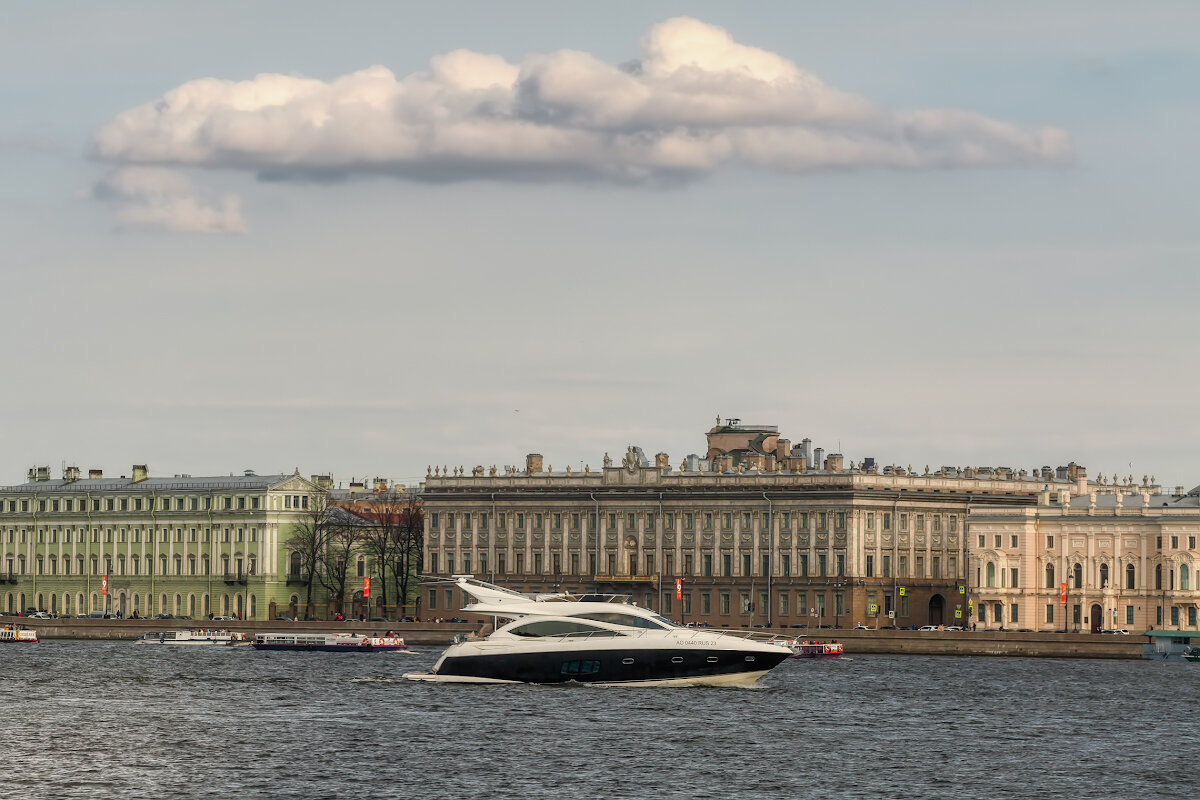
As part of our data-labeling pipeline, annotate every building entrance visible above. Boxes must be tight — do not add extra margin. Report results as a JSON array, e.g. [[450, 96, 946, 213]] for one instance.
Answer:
[[928, 594, 945, 626], [1090, 603, 1103, 633]]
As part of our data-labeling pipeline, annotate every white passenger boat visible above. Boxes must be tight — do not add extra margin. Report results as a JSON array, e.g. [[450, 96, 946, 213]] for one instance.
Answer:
[[134, 629, 244, 646], [405, 576, 791, 687], [251, 632, 407, 652], [1, 625, 38, 643]]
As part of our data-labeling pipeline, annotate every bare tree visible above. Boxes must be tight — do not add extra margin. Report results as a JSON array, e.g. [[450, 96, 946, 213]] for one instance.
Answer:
[[285, 493, 334, 619], [356, 490, 423, 618], [393, 491, 424, 617], [318, 507, 364, 616]]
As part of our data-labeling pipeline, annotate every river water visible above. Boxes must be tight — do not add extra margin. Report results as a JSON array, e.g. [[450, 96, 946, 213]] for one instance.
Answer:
[[3, 641, 1194, 799]]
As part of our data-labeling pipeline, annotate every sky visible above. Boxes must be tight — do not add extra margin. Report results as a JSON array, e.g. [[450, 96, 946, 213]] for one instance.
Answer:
[[2, 2, 1198, 490]]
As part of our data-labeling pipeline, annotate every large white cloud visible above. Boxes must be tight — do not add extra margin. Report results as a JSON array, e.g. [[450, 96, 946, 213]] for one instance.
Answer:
[[90, 17, 1070, 222]]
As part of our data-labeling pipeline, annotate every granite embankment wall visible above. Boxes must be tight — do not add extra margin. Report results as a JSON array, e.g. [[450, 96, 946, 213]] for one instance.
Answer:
[[12, 619, 1144, 657]]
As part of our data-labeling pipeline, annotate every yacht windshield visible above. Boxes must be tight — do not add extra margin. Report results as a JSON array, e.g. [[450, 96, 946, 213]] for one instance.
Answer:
[[574, 611, 672, 630], [509, 620, 623, 637]]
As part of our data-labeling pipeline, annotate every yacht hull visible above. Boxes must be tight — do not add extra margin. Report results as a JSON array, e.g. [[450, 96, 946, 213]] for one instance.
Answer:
[[408, 645, 788, 686]]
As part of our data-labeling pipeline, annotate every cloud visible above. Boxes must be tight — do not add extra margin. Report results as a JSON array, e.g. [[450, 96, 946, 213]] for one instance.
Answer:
[[92, 166, 245, 233], [90, 17, 1070, 217]]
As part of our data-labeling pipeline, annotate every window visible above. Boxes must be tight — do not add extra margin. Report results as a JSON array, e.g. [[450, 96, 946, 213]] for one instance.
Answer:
[[882, 555, 891, 578], [1125, 563, 1135, 590], [1073, 563, 1083, 589], [1126, 605, 1134, 626], [1010, 535, 1019, 548], [702, 554, 713, 577], [818, 553, 827, 577], [1045, 604, 1054, 624], [741, 512, 751, 530], [1099, 563, 1109, 588], [778, 591, 789, 616], [866, 555, 874, 577], [866, 513, 875, 530], [1171, 536, 1179, 549], [1010, 604, 1019, 623], [932, 556, 940, 579], [700, 592, 711, 614], [781, 554, 791, 577], [899, 556, 908, 578], [741, 553, 751, 576], [721, 553, 732, 577], [978, 535, 986, 548], [1045, 563, 1055, 589], [994, 534, 1002, 548], [1010, 567, 1019, 588]]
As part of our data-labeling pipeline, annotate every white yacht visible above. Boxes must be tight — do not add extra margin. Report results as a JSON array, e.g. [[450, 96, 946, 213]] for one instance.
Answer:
[[405, 577, 792, 687]]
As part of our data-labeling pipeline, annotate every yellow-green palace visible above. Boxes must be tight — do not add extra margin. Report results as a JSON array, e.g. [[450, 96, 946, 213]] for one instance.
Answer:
[[1, 464, 323, 619]]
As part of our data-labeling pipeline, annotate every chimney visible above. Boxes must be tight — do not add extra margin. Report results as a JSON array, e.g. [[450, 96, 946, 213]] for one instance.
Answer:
[[64, 466, 80, 483], [775, 439, 790, 459], [525, 454, 544, 474], [814, 448, 825, 471], [311, 475, 334, 491], [349, 479, 365, 496], [1074, 466, 1088, 496], [373, 477, 389, 494], [132, 465, 148, 483], [655, 452, 670, 469], [88, 469, 103, 480], [800, 438, 812, 464], [764, 454, 777, 473], [826, 454, 844, 473]]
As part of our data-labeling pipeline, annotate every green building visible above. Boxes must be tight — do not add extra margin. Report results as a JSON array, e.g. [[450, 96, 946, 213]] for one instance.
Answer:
[[0, 465, 324, 620]]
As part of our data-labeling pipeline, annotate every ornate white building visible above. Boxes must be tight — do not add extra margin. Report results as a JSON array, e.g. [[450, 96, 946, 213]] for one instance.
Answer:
[[967, 482, 1199, 632]]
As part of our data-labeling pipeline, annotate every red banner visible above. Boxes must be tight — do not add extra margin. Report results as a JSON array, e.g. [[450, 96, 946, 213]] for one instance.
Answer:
[[101, 575, 108, 596], [675, 578, 682, 600], [363, 576, 370, 599], [1060, 581, 1067, 604]]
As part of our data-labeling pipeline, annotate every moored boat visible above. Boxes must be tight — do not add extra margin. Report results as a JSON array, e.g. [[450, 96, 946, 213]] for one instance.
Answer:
[[134, 629, 244, 646], [787, 639, 843, 658], [1, 624, 38, 643], [251, 632, 406, 652]]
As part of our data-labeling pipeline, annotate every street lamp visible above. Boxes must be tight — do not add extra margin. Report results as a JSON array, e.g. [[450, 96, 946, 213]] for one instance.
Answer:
[[832, 581, 846, 628]]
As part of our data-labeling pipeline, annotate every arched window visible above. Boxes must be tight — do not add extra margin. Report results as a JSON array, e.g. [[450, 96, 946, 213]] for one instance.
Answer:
[[188, 555, 196, 576], [174, 555, 182, 575], [1182, 565, 1191, 591], [1126, 563, 1136, 590], [1155, 564, 1163, 590], [1045, 563, 1055, 589], [1099, 563, 1109, 588], [289, 551, 302, 578], [1073, 563, 1083, 589], [248, 556, 257, 576], [986, 562, 996, 588], [159, 555, 168, 575], [130, 555, 139, 576]]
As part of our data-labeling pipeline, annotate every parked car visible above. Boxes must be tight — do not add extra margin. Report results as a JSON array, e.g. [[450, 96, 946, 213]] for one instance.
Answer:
[[27, 611, 52, 619], [854, 623, 871, 630], [211, 615, 235, 621], [917, 625, 939, 631], [1100, 628, 1130, 635], [152, 613, 174, 620], [944, 626, 964, 632]]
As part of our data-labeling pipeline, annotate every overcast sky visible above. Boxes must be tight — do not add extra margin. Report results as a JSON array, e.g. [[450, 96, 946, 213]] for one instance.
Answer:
[[2, 2, 1198, 490]]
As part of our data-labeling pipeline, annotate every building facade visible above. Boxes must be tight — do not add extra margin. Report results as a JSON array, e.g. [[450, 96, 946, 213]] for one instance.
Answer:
[[0, 465, 324, 620], [421, 419, 1093, 629], [967, 483, 1200, 633]]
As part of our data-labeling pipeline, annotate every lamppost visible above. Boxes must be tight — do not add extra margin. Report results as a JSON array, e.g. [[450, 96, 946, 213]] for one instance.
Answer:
[[832, 580, 846, 628]]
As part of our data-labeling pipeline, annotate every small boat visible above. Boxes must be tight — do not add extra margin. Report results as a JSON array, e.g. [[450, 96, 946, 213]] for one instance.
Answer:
[[251, 632, 407, 652], [134, 629, 243, 646], [405, 576, 791, 686], [787, 639, 843, 659], [1183, 646, 1199, 663], [1, 625, 38, 643]]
